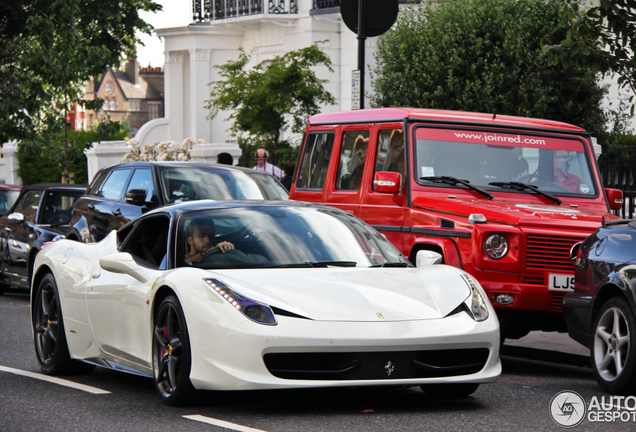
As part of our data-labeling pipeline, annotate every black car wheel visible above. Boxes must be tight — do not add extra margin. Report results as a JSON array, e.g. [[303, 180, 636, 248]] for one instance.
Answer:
[[153, 295, 195, 405], [592, 297, 636, 395], [33, 274, 74, 374], [420, 383, 480, 397]]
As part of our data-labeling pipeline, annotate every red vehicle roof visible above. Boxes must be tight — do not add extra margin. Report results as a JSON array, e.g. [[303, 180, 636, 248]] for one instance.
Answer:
[[0, 184, 21, 191], [306, 108, 586, 132]]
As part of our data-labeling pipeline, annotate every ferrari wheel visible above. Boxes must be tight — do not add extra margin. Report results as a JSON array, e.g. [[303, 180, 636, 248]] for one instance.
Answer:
[[592, 297, 636, 395], [153, 295, 195, 405], [420, 383, 480, 398], [32, 273, 73, 374]]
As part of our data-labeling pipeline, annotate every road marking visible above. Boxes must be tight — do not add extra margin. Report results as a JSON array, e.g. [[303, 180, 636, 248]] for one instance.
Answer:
[[0, 365, 110, 394], [183, 415, 268, 432]]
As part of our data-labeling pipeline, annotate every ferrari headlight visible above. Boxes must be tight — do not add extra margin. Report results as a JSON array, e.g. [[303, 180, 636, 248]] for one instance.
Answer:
[[204, 278, 277, 326], [460, 273, 489, 322], [484, 233, 508, 259]]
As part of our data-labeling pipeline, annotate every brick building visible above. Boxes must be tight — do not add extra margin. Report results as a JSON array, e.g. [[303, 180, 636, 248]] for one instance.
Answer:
[[73, 59, 164, 135]]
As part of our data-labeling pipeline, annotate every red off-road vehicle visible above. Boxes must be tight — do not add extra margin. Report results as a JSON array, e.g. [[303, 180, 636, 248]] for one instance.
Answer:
[[289, 108, 623, 339]]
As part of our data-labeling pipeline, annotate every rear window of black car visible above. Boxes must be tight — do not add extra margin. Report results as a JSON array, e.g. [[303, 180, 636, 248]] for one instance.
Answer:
[[159, 167, 288, 202]]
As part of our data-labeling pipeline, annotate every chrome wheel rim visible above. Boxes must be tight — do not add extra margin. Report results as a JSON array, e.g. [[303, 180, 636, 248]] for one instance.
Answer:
[[34, 283, 59, 365], [594, 306, 630, 382], [153, 302, 183, 398]]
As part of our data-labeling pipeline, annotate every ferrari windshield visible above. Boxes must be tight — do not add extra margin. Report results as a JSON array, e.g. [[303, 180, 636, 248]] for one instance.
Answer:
[[159, 167, 288, 203], [176, 206, 409, 269], [415, 127, 597, 196]]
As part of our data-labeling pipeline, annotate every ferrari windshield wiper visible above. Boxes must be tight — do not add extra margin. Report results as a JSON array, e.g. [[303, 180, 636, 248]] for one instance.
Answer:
[[306, 261, 357, 267], [489, 182, 562, 205], [370, 262, 412, 268], [421, 176, 494, 200], [269, 261, 357, 268]]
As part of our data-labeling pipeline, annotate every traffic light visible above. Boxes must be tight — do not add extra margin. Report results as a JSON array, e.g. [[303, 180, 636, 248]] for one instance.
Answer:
[[65, 113, 72, 129]]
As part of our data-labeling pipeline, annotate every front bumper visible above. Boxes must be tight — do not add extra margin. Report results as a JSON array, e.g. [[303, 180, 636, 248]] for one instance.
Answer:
[[187, 311, 501, 391]]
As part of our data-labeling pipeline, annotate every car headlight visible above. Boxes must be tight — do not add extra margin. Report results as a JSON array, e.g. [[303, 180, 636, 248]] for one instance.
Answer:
[[460, 273, 489, 322], [204, 278, 277, 326], [484, 233, 508, 259]]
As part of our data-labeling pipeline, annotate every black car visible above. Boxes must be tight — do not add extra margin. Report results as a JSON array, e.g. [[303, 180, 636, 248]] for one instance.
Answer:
[[564, 219, 636, 395], [66, 162, 289, 243], [0, 183, 86, 293]]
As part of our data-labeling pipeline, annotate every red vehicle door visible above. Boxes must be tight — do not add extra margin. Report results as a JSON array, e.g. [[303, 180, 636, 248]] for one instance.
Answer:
[[323, 125, 373, 217], [359, 124, 407, 252]]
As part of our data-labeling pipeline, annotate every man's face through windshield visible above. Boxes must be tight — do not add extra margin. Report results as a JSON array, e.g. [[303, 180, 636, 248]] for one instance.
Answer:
[[188, 224, 215, 254]]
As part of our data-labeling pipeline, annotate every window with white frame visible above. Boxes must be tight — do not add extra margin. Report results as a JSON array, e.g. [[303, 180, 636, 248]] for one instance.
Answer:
[[130, 100, 140, 111], [110, 98, 116, 111]]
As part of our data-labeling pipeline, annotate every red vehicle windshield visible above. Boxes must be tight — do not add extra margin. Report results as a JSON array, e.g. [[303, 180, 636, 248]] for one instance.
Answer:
[[414, 127, 597, 196]]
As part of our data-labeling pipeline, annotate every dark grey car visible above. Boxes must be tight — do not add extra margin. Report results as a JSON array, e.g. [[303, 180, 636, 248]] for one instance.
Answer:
[[66, 162, 289, 243], [0, 183, 86, 293], [564, 219, 636, 395]]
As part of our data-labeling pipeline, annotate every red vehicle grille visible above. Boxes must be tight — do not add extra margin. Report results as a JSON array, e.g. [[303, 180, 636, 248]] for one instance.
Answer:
[[550, 292, 567, 312], [524, 234, 583, 272]]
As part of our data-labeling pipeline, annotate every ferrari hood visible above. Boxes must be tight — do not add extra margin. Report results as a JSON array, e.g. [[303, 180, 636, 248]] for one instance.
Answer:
[[412, 195, 613, 229], [211, 266, 471, 322]]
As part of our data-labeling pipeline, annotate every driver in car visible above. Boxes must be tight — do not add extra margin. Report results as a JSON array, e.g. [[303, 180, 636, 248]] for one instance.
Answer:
[[184, 217, 234, 265], [554, 150, 582, 193]]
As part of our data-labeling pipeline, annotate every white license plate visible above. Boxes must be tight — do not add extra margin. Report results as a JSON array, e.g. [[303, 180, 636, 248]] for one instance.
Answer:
[[548, 274, 575, 292]]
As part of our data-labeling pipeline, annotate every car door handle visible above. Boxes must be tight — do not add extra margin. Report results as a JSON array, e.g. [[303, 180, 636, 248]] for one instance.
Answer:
[[87, 204, 95, 210], [112, 208, 122, 216]]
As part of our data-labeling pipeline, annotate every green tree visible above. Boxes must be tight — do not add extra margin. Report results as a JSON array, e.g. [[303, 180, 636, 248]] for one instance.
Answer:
[[372, 0, 607, 135], [542, 0, 636, 115], [0, 0, 161, 170], [206, 44, 336, 150]]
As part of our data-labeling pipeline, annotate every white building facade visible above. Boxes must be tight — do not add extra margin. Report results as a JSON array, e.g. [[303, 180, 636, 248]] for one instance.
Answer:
[[136, 0, 377, 148]]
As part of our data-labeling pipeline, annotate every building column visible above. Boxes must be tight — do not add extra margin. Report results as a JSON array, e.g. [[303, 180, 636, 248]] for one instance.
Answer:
[[189, 49, 212, 143], [165, 51, 185, 141]]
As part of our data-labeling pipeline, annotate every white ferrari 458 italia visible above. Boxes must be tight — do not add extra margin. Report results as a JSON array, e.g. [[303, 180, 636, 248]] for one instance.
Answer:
[[31, 200, 501, 405]]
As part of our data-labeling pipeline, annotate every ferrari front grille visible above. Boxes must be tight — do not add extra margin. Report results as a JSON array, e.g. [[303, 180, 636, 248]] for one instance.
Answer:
[[263, 348, 490, 380]]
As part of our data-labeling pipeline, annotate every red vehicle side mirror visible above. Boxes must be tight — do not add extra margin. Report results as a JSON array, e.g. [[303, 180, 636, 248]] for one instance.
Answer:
[[605, 188, 623, 211], [373, 172, 402, 194]]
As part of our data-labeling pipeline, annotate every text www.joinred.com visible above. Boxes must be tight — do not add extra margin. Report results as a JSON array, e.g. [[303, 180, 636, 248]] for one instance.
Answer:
[[454, 132, 546, 145]]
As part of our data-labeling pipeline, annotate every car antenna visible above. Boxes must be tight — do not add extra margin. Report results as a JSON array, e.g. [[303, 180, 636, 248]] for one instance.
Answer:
[[493, 112, 496, 120]]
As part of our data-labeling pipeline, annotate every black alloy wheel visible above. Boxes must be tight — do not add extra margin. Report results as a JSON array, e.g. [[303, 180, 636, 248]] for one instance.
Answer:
[[33, 273, 73, 374], [153, 295, 195, 405], [592, 297, 636, 395]]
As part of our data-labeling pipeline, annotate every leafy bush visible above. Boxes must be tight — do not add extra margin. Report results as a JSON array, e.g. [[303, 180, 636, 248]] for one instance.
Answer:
[[17, 121, 128, 186]]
